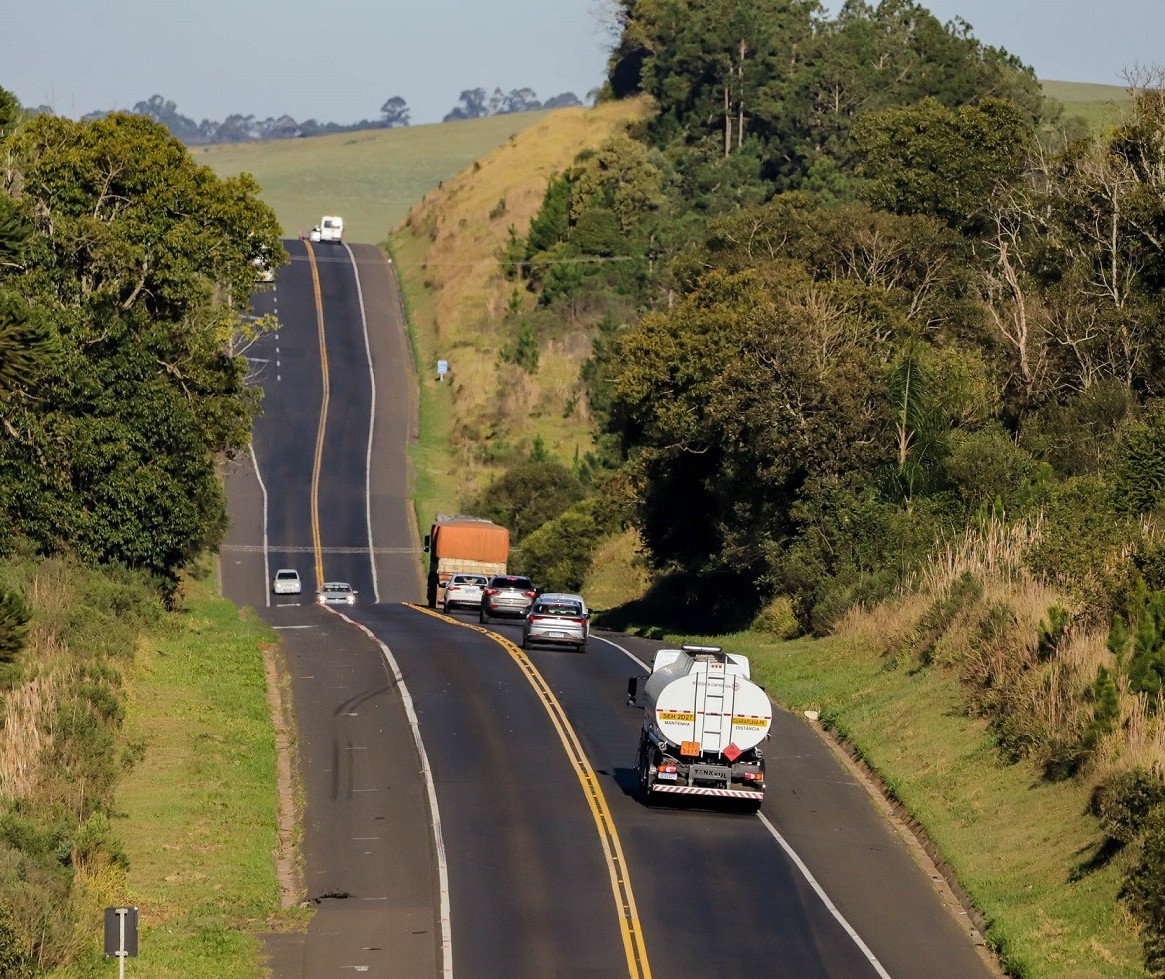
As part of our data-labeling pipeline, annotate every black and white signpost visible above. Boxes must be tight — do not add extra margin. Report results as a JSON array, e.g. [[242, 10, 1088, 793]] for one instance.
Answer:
[[103, 906, 138, 978]]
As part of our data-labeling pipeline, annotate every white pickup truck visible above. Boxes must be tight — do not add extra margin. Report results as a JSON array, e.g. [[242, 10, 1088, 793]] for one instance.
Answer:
[[319, 215, 344, 242]]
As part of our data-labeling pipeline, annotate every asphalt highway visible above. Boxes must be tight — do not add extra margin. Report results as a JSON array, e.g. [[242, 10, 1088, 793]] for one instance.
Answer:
[[222, 239, 995, 979]]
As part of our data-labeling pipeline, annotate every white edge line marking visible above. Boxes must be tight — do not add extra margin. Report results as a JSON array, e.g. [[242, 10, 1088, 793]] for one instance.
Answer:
[[331, 609, 453, 978], [344, 241, 381, 606], [591, 634, 649, 671], [758, 812, 893, 978], [591, 635, 892, 978], [250, 442, 271, 609]]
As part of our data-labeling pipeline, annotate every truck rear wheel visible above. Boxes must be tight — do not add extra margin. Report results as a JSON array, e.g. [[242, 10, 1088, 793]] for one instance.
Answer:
[[636, 739, 656, 805]]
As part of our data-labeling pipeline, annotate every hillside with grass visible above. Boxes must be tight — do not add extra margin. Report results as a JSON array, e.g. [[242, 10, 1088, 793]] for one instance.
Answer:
[[1044, 79, 1133, 131], [198, 111, 557, 243], [389, 97, 652, 522]]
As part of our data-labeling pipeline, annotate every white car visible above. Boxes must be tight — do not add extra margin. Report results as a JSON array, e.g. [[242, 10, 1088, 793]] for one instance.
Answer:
[[443, 573, 488, 612], [272, 569, 302, 595], [308, 226, 322, 242], [318, 582, 357, 606]]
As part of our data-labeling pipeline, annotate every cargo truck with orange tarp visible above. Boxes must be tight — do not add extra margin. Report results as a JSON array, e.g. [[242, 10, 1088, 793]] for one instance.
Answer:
[[423, 514, 510, 608]]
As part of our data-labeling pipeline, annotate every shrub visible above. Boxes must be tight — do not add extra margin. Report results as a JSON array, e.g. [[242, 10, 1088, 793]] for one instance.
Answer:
[[942, 427, 1043, 511], [1114, 406, 1165, 515], [513, 498, 606, 592], [1128, 591, 1165, 705], [1123, 814, 1165, 975], [0, 589, 29, 687], [0, 908, 31, 979], [1091, 768, 1165, 847], [464, 461, 585, 544], [1079, 666, 1120, 758], [753, 595, 799, 639], [1024, 378, 1135, 477], [1024, 476, 1131, 601], [1037, 605, 1070, 662]]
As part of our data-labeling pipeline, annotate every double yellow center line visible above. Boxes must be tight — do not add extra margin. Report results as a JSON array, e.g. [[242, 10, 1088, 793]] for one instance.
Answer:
[[408, 604, 653, 979], [305, 241, 328, 591]]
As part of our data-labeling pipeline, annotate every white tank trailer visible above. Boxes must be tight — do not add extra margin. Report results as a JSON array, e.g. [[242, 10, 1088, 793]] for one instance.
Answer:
[[627, 644, 771, 807]]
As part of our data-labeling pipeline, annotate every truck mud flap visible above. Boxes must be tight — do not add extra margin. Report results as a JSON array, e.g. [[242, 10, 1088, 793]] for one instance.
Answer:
[[651, 784, 764, 800]]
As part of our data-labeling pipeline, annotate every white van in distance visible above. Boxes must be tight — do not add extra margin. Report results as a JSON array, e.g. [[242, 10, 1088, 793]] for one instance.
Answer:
[[320, 215, 344, 242]]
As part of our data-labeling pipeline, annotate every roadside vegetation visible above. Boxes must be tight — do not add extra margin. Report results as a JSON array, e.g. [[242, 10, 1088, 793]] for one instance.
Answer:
[[0, 85, 286, 975], [389, 97, 651, 528], [390, 2, 1165, 972]]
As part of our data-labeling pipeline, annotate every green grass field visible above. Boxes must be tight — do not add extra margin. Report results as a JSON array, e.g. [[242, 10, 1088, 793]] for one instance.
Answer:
[[1043, 79, 1131, 131], [198, 112, 554, 243]]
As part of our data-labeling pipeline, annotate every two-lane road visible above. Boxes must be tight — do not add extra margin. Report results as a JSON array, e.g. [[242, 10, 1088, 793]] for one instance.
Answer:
[[222, 239, 995, 979]]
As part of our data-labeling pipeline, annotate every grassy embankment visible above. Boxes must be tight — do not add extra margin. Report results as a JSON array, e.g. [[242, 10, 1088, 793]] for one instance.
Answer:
[[0, 557, 288, 979], [103, 575, 301, 978], [387, 98, 653, 530]]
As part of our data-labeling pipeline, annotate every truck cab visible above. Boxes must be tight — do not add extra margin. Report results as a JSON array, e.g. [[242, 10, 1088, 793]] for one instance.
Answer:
[[320, 215, 344, 242]]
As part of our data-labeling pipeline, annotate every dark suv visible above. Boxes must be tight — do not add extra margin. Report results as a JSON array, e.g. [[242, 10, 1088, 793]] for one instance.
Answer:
[[480, 575, 537, 623]]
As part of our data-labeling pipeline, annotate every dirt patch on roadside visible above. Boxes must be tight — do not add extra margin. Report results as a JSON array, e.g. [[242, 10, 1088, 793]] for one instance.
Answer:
[[263, 641, 303, 907]]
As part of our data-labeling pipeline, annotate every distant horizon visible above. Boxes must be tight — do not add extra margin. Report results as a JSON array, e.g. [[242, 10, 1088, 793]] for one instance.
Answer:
[[20, 77, 1133, 137], [5, 1, 1158, 128], [22, 84, 598, 129]]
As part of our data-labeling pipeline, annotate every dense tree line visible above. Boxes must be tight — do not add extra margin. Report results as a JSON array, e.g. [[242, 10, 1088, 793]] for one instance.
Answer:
[[487, 2, 1165, 967], [443, 87, 584, 122], [62, 88, 586, 146], [0, 88, 284, 585]]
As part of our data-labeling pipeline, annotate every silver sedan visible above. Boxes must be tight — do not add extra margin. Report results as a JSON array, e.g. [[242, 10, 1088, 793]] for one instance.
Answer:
[[521, 595, 589, 651]]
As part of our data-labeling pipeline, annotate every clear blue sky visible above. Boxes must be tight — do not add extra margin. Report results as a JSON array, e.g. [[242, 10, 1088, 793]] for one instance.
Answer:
[[4, 1, 1160, 127]]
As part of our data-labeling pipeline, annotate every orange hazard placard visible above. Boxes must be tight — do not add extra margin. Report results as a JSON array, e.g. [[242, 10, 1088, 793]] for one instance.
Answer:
[[680, 740, 701, 757]]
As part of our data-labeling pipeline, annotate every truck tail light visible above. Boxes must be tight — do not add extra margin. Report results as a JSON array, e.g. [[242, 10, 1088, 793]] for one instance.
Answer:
[[658, 761, 677, 774]]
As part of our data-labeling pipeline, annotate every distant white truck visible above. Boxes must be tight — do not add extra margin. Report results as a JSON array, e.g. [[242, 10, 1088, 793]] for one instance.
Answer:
[[627, 644, 771, 809], [319, 215, 344, 242]]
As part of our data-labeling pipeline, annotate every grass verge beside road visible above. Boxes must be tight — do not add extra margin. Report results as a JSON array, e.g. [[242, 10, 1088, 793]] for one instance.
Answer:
[[108, 576, 302, 978]]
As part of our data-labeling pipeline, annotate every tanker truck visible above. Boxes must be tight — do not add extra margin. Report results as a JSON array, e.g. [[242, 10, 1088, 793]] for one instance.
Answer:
[[423, 514, 510, 608], [627, 644, 770, 808]]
